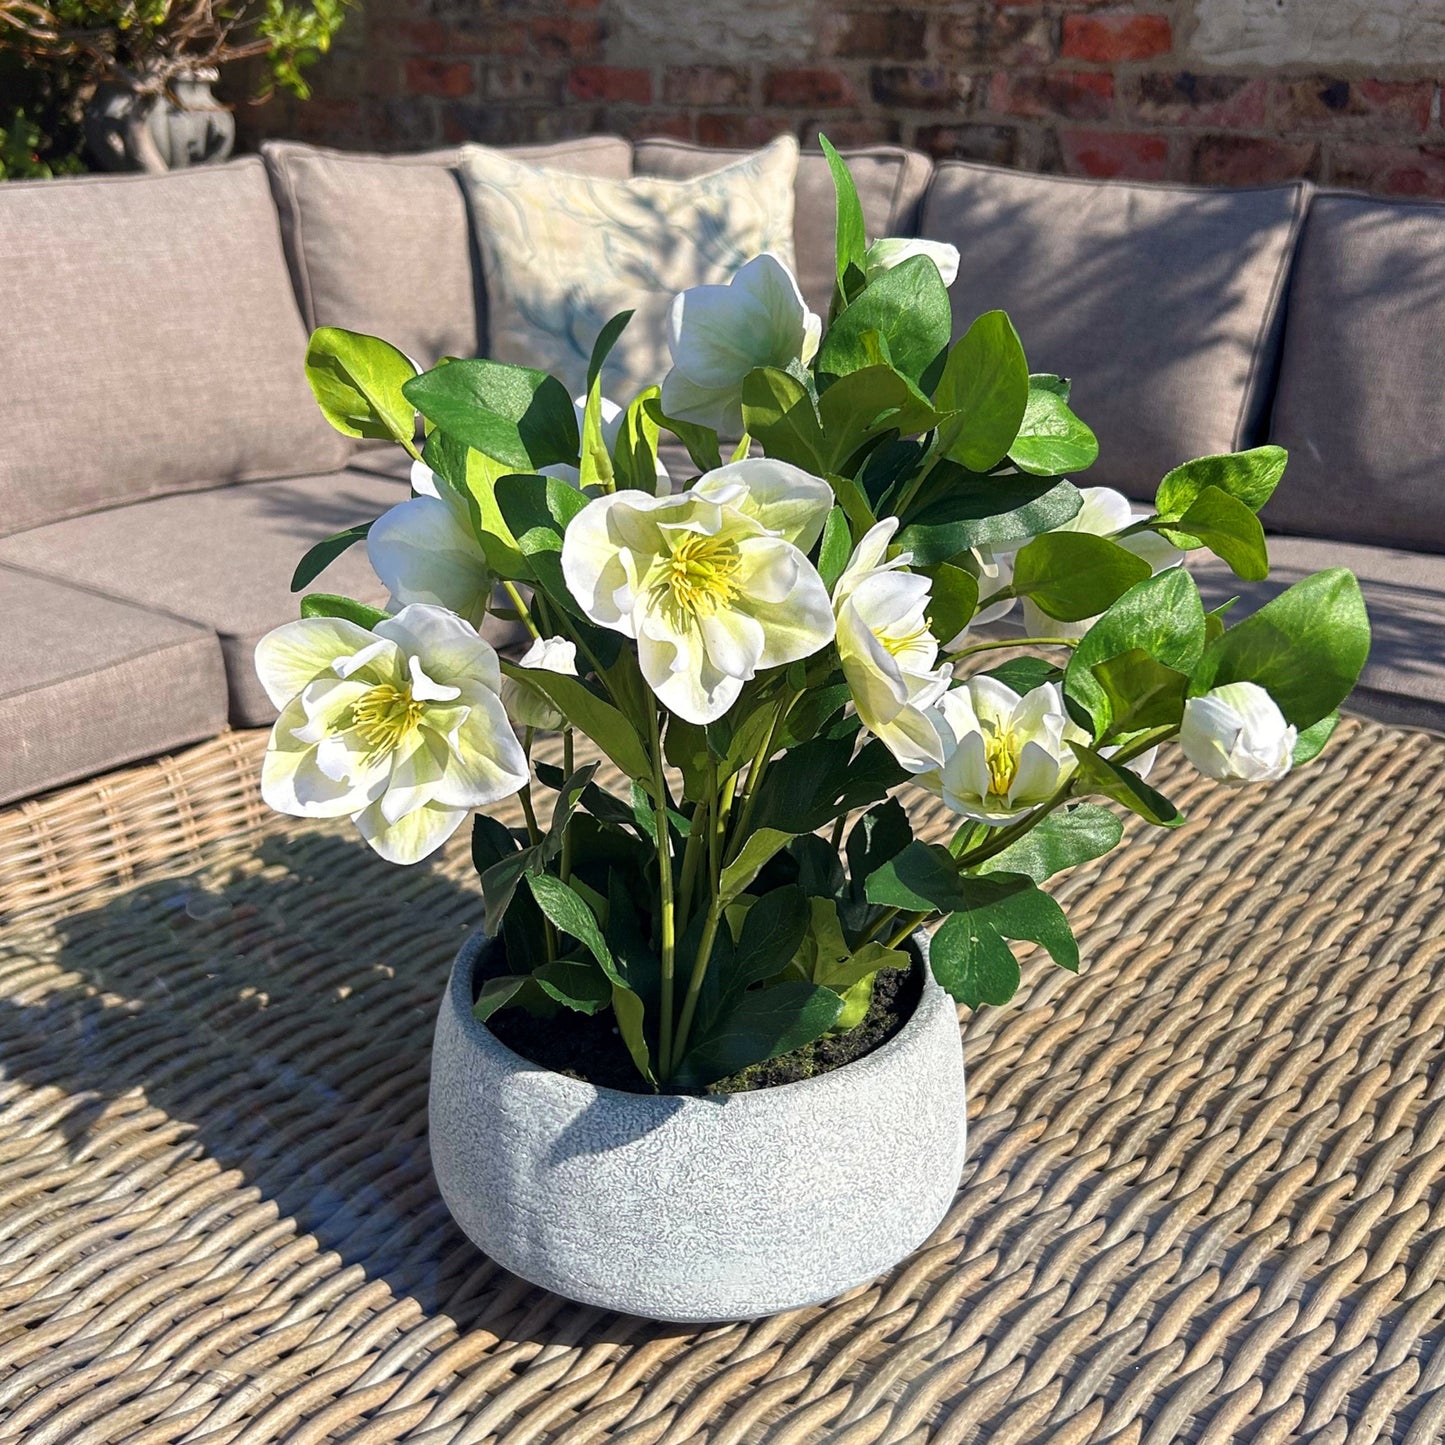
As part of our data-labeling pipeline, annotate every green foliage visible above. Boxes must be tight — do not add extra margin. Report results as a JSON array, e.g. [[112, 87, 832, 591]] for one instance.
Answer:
[[272, 129, 1370, 1100], [289, 521, 372, 593]]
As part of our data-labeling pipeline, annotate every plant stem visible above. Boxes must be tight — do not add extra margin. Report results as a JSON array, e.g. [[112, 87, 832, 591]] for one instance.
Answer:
[[560, 728, 575, 886], [647, 705, 677, 1082], [950, 634, 1078, 659], [676, 795, 708, 930], [518, 728, 556, 962], [672, 752, 725, 1067], [725, 689, 799, 866], [829, 812, 848, 853], [502, 580, 542, 641]]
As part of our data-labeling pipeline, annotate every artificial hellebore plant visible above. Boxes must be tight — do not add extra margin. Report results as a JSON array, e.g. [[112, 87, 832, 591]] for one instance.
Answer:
[[258, 136, 1371, 1093]]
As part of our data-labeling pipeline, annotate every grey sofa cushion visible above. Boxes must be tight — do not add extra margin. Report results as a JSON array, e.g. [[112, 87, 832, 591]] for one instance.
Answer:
[[1265, 193, 1445, 553], [0, 566, 228, 805], [633, 139, 933, 321], [261, 137, 634, 370], [1189, 538, 1445, 733], [0, 471, 407, 729], [920, 163, 1309, 501], [0, 159, 351, 539]]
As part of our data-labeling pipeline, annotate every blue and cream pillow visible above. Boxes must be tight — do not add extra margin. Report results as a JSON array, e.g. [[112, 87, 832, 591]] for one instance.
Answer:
[[457, 136, 799, 403]]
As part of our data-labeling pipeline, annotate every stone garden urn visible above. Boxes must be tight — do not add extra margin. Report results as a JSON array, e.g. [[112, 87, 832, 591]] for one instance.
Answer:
[[83, 68, 235, 173]]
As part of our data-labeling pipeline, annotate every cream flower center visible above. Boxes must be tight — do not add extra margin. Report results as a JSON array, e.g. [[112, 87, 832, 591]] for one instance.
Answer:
[[983, 727, 1019, 797], [652, 531, 743, 624], [352, 682, 424, 762]]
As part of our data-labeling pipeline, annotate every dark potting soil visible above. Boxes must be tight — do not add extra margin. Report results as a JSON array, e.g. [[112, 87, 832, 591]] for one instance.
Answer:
[[475, 948, 923, 1097]]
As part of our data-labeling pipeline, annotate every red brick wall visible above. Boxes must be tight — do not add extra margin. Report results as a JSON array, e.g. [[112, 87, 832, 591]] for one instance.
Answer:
[[235, 0, 1445, 197]]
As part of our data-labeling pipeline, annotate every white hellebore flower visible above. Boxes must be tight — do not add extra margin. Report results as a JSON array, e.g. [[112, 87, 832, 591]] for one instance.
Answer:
[[924, 676, 1089, 825], [1180, 681, 1296, 785], [833, 518, 953, 773], [660, 253, 822, 437], [255, 603, 527, 864], [500, 635, 578, 733], [541, 395, 670, 492], [863, 236, 960, 288], [561, 458, 834, 724], [367, 460, 493, 630], [1021, 486, 1183, 642]]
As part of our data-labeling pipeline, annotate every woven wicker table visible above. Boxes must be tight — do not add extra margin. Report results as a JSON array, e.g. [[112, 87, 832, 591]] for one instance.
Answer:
[[1, 714, 1442, 1444]]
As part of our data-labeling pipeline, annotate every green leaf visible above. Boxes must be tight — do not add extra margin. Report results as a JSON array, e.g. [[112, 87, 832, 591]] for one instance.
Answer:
[[471, 812, 521, 878], [501, 665, 651, 779], [846, 799, 913, 897], [1012, 533, 1152, 622], [719, 827, 794, 905], [1293, 711, 1339, 767], [613, 386, 665, 493], [1090, 649, 1190, 735], [930, 912, 1020, 1008], [494, 472, 590, 613], [421, 430, 530, 578], [298, 592, 387, 629], [934, 310, 1030, 472], [896, 473, 1082, 564], [1194, 568, 1371, 730], [865, 841, 968, 913], [815, 365, 941, 470], [981, 803, 1123, 883], [817, 507, 853, 590], [403, 360, 579, 471], [289, 522, 373, 593], [663, 717, 711, 803], [741, 367, 825, 471], [473, 975, 532, 1023], [734, 885, 813, 990], [826, 470, 879, 539], [611, 982, 655, 1086], [924, 563, 979, 647], [1009, 385, 1099, 477], [304, 327, 418, 444], [525, 873, 626, 984], [816, 255, 952, 391], [1070, 744, 1184, 827], [984, 657, 1062, 696], [675, 981, 844, 1090], [820, 134, 867, 301], [752, 734, 910, 836], [480, 843, 541, 932], [532, 956, 612, 1015], [579, 310, 634, 488], [1156, 446, 1287, 519], [1030, 372, 1071, 401], [643, 397, 722, 474], [1160, 485, 1269, 581], [1065, 569, 1207, 738]]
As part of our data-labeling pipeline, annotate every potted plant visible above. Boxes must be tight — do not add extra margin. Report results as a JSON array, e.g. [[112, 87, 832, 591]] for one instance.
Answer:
[[254, 144, 1370, 1322], [0, 0, 351, 172]]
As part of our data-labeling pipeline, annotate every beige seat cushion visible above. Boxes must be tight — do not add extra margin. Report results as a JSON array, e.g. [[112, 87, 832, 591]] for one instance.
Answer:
[[0, 472, 409, 729], [920, 164, 1308, 501], [1265, 193, 1445, 553], [1189, 537, 1445, 733], [457, 137, 799, 402], [261, 137, 634, 369], [0, 566, 228, 805], [634, 139, 933, 321], [0, 159, 351, 539]]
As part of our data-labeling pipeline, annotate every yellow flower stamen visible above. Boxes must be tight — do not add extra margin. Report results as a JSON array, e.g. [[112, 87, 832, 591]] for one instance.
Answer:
[[652, 531, 743, 625], [984, 728, 1018, 798], [881, 618, 931, 659], [352, 683, 424, 762]]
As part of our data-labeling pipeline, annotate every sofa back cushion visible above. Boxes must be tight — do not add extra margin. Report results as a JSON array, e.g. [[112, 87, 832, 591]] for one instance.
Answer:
[[0, 159, 350, 539], [262, 136, 633, 369], [920, 162, 1309, 500], [1265, 193, 1445, 552], [633, 139, 933, 320]]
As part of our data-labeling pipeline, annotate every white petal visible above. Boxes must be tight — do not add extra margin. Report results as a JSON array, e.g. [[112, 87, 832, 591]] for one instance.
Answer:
[[699, 608, 765, 680], [968, 674, 1024, 733], [367, 495, 492, 630], [694, 458, 833, 549], [260, 697, 365, 818], [354, 798, 469, 865], [518, 635, 578, 675], [659, 367, 741, 436], [375, 604, 501, 692], [254, 615, 378, 711], [432, 683, 530, 808], [864, 236, 960, 288]]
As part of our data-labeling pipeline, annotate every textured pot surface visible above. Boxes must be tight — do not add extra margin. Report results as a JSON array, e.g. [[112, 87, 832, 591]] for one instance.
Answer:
[[429, 930, 967, 1322]]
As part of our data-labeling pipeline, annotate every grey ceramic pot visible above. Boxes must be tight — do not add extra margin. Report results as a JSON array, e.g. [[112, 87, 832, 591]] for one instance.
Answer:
[[429, 929, 967, 1322]]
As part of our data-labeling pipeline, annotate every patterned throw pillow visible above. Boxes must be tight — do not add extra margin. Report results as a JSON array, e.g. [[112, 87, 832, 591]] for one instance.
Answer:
[[457, 136, 799, 403]]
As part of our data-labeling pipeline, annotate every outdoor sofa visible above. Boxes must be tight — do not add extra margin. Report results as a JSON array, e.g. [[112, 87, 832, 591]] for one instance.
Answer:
[[1, 135, 1440, 807]]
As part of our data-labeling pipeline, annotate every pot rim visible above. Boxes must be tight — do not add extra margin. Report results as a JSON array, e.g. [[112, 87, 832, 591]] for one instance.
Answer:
[[450, 925, 946, 1109]]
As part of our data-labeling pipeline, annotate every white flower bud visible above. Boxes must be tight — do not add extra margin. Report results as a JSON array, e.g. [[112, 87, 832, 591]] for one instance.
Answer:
[[1180, 682, 1296, 785], [863, 237, 960, 288], [500, 636, 578, 733]]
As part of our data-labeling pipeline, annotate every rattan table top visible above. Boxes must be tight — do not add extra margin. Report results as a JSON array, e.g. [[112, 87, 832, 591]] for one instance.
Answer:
[[1, 714, 1443, 1443]]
